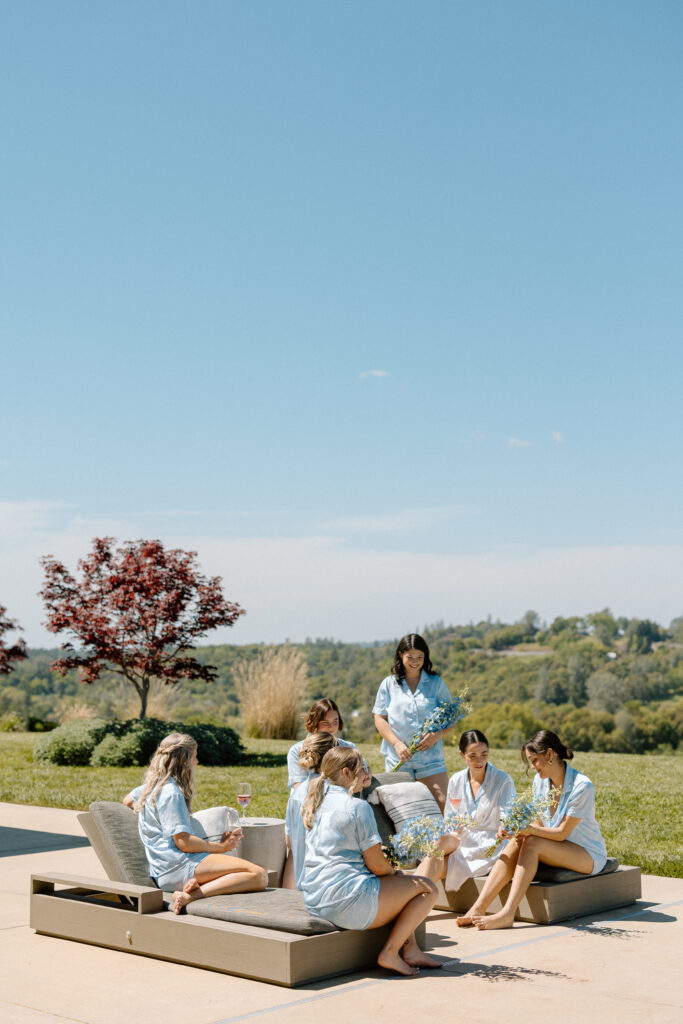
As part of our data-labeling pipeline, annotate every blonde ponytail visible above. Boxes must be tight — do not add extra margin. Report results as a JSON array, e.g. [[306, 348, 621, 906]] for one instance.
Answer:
[[301, 746, 364, 830]]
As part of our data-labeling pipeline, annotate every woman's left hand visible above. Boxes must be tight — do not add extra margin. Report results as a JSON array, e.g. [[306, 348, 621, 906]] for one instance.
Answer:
[[416, 730, 441, 751], [221, 828, 243, 850]]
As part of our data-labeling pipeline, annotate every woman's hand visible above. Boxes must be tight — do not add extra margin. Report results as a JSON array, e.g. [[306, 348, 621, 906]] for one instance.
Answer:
[[393, 740, 411, 763], [416, 730, 442, 752], [219, 828, 243, 852]]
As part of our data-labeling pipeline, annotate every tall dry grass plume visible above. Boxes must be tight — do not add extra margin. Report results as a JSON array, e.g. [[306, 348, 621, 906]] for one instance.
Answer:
[[235, 645, 307, 739]]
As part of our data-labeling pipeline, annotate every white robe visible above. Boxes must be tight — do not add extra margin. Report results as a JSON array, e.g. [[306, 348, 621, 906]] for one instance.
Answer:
[[445, 762, 516, 892]]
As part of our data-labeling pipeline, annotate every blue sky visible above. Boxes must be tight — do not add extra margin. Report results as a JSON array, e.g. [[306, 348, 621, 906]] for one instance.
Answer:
[[1, 1, 682, 646]]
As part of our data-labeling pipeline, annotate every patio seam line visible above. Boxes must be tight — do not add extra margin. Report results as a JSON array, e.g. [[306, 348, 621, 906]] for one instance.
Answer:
[[0, 999, 88, 1024], [208, 898, 683, 1024]]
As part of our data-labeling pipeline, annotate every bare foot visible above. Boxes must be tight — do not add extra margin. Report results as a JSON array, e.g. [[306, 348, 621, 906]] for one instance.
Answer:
[[402, 945, 442, 969], [472, 910, 514, 930], [183, 878, 201, 895], [172, 890, 194, 914], [456, 905, 483, 927], [377, 950, 420, 976]]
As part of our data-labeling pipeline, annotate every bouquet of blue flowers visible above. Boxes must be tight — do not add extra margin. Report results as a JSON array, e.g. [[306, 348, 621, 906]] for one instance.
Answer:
[[483, 785, 560, 858], [390, 694, 472, 772], [388, 811, 478, 866], [388, 816, 446, 865]]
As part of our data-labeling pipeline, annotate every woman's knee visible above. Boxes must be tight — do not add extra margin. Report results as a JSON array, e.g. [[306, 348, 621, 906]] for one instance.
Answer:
[[252, 865, 268, 889]]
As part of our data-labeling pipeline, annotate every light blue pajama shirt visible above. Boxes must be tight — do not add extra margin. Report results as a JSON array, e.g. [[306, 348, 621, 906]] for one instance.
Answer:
[[285, 774, 312, 889], [287, 736, 356, 788], [300, 783, 382, 930], [533, 764, 608, 874], [128, 780, 209, 890], [373, 670, 452, 777]]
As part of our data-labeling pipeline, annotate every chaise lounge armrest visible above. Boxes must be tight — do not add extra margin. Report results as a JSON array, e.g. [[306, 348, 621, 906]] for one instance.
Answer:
[[31, 873, 164, 914]]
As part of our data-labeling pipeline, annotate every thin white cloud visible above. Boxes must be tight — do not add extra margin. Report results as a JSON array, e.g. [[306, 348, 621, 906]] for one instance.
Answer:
[[506, 437, 533, 448], [323, 506, 473, 533], [359, 369, 389, 378], [552, 431, 565, 444], [0, 500, 75, 538], [4, 502, 682, 647]]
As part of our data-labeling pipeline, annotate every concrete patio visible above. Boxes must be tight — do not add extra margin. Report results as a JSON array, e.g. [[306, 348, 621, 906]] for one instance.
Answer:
[[1, 800, 681, 1024]]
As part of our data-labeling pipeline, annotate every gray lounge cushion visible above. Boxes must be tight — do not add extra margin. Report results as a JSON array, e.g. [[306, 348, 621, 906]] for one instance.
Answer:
[[186, 888, 338, 935], [89, 801, 155, 887], [362, 772, 416, 846], [367, 781, 442, 833], [533, 857, 619, 885]]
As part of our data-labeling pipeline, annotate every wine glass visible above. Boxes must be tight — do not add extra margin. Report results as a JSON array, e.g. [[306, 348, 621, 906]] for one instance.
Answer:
[[236, 783, 252, 820], [226, 807, 241, 833]]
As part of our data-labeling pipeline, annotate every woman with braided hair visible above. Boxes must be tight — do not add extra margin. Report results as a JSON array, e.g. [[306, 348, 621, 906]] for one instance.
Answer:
[[124, 732, 267, 914]]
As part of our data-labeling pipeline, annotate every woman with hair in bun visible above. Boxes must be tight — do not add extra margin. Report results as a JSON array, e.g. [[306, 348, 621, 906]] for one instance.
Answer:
[[373, 633, 453, 810], [124, 733, 267, 914], [415, 729, 516, 892], [282, 731, 339, 889], [287, 697, 355, 789], [300, 746, 441, 976], [459, 730, 608, 930]]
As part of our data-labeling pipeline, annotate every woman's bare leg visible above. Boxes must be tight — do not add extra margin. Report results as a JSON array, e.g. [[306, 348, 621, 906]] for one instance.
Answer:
[[456, 839, 520, 925], [417, 772, 449, 812], [369, 874, 440, 975], [416, 833, 459, 884], [172, 855, 268, 913], [473, 837, 594, 931], [282, 843, 296, 889]]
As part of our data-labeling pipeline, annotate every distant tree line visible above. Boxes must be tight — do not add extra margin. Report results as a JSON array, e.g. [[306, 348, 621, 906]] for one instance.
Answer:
[[2, 608, 683, 753]]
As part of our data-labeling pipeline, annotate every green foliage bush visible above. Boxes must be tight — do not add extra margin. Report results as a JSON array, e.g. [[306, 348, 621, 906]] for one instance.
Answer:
[[34, 719, 109, 765], [35, 717, 243, 767], [0, 711, 26, 732]]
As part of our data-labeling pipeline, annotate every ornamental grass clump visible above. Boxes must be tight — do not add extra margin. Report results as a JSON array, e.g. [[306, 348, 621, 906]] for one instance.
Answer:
[[234, 645, 307, 739], [389, 693, 473, 772]]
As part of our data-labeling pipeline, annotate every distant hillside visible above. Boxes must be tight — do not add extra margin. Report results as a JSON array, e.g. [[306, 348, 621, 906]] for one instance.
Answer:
[[2, 611, 682, 754]]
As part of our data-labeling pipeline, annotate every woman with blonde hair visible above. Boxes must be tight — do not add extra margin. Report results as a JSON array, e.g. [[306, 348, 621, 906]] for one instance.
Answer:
[[300, 746, 440, 976], [282, 731, 339, 889], [124, 732, 267, 914]]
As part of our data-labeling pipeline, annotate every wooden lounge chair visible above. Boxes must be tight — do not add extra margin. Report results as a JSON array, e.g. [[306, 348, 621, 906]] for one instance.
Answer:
[[30, 799, 426, 987]]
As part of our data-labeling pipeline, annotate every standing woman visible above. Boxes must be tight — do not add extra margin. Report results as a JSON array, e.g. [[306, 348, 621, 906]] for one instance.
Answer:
[[373, 634, 453, 810], [461, 730, 608, 930], [124, 733, 267, 914], [416, 730, 517, 891], [301, 746, 441, 976], [287, 697, 355, 789]]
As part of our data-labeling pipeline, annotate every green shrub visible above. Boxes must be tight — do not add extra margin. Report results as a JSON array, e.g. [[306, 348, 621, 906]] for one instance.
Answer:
[[0, 712, 26, 733], [35, 717, 243, 767], [34, 719, 109, 765]]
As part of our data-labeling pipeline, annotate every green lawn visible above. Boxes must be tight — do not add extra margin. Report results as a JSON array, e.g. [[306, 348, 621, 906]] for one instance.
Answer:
[[2, 734, 681, 878]]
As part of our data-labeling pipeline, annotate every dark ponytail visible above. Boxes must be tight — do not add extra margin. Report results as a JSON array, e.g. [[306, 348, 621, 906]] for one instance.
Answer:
[[522, 729, 574, 765]]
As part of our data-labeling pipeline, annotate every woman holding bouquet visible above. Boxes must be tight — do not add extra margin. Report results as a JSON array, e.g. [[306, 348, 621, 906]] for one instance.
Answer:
[[301, 746, 441, 976], [416, 730, 517, 890], [460, 729, 608, 930], [373, 634, 453, 809], [287, 697, 356, 789]]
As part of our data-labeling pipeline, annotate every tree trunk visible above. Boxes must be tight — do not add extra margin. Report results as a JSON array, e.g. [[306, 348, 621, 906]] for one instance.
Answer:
[[139, 678, 150, 720]]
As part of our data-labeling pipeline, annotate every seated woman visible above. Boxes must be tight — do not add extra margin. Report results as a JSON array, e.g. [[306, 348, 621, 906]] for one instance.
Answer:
[[415, 729, 517, 892], [287, 697, 355, 789], [124, 732, 267, 914], [300, 746, 441, 976], [459, 729, 608, 930], [283, 731, 339, 889]]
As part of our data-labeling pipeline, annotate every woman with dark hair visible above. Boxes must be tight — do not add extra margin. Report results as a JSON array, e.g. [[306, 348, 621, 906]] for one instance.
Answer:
[[459, 729, 608, 930], [415, 729, 516, 891], [287, 697, 355, 788], [373, 633, 453, 809], [300, 746, 440, 976]]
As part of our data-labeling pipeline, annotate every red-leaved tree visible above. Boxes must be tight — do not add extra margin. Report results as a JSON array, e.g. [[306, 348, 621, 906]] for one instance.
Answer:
[[0, 605, 28, 675], [40, 537, 245, 719]]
